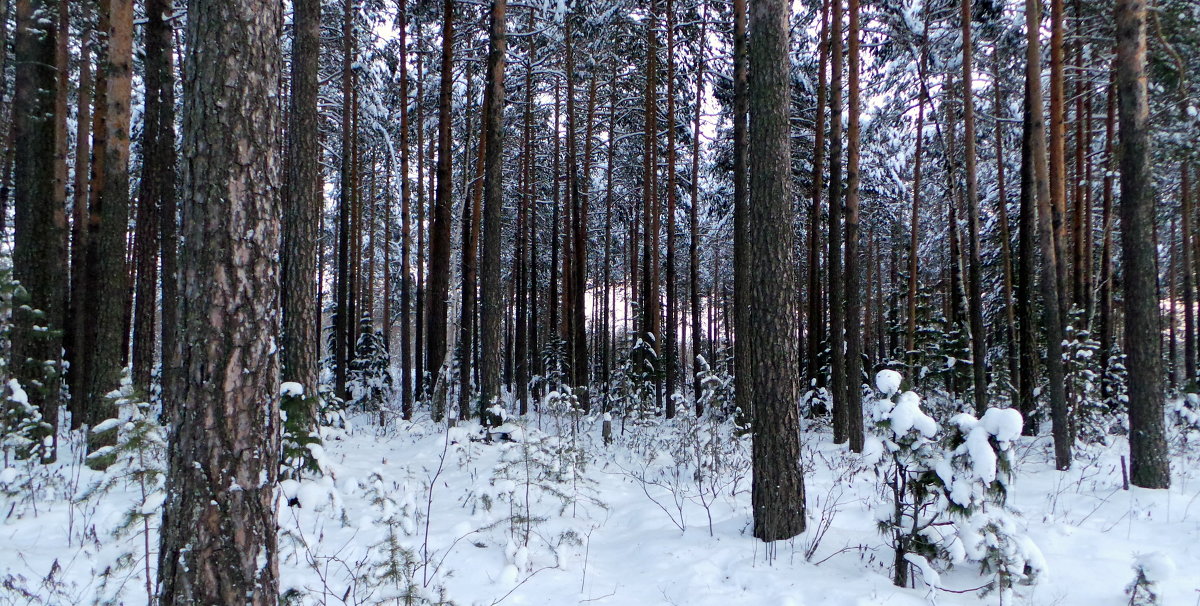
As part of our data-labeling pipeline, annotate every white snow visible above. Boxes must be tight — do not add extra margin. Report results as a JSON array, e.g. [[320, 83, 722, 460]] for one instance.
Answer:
[[1133, 552, 1176, 584], [979, 407, 1023, 443], [280, 382, 305, 398], [890, 391, 938, 438], [875, 369, 903, 396], [5, 379, 28, 405], [3, 407, 1199, 605]]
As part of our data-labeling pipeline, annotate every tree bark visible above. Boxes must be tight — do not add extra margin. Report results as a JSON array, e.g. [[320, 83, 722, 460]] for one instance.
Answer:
[[333, 0, 354, 399], [828, 0, 847, 443], [1026, 0, 1071, 470], [157, 0, 282, 601], [808, 0, 829, 392], [84, 0, 134, 460], [11, 0, 64, 462], [1114, 0, 1169, 488], [398, 1, 413, 418], [282, 0, 320, 417], [747, 0, 806, 544], [844, 0, 863, 451], [478, 0, 506, 415]]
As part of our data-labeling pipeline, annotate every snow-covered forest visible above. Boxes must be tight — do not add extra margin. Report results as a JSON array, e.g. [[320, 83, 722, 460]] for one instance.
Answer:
[[1, 0, 1199, 603]]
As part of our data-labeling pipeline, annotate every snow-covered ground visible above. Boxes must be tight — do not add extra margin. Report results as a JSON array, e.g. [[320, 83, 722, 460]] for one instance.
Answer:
[[3, 398, 1199, 605]]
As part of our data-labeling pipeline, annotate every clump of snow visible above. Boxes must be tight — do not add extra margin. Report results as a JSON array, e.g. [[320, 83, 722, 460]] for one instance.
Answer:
[[980, 407, 1023, 443], [890, 391, 938, 439], [875, 369, 903, 396], [281, 382, 305, 398], [1133, 552, 1176, 584], [904, 553, 941, 589], [6, 379, 28, 405]]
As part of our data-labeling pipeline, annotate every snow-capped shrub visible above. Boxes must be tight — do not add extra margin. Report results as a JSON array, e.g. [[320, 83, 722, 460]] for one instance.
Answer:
[[1126, 552, 1175, 606], [281, 381, 323, 478], [870, 370, 1042, 596], [868, 371, 946, 589], [941, 407, 1043, 596]]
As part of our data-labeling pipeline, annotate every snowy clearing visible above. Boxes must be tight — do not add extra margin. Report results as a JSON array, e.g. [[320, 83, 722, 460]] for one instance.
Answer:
[[2, 406, 1199, 606]]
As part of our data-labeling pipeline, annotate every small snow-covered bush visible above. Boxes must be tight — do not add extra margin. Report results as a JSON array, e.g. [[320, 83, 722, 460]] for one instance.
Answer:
[[281, 381, 323, 478], [1125, 552, 1175, 606], [868, 370, 945, 588], [941, 408, 1044, 596], [78, 374, 166, 605], [869, 370, 1042, 596]]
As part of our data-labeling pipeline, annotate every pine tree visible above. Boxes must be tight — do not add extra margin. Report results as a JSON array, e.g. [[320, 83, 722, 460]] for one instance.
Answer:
[[157, 0, 283, 600]]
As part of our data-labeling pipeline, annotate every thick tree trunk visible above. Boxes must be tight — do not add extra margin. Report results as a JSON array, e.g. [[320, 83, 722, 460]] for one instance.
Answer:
[[427, 0, 457, 414], [746, 0, 806, 544], [479, 0, 507, 415], [282, 0, 320, 416], [150, 0, 178, 418], [11, 0, 64, 462], [1114, 0, 1169, 488], [157, 0, 282, 601], [84, 0, 134, 461], [132, 0, 176, 391]]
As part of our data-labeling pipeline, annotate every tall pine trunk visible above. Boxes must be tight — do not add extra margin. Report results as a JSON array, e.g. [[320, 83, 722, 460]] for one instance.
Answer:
[[84, 0, 134, 462], [1114, 0, 1169, 488], [844, 0, 863, 451], [157, 0, 282, 600], [426, 0, 456, 416], [11, 0, 64, 462], [746, 0, 806, 544], [1025, 0, 1071, 470]]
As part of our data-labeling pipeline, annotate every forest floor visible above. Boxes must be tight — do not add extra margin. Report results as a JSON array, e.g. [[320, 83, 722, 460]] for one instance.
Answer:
[[2, 395, 1199, 606]]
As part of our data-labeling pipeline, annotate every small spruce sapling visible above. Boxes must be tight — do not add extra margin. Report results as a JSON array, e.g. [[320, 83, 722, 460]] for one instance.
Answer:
[[280, 381, 325, 478], [1125, 552, 1175, 606], [941, 407, 1044, 596], [868, 369, 945, 588], [349, 314, 393, 412], [79, 373, 166, 605]]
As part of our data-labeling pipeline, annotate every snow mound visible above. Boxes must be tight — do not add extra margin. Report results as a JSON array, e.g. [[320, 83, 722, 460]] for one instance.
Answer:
[[891, 391, 937, 438], [1134, 552, 1176, 584], [875, 369, 903, 396], [980, 407, 1023, 443], [281, 382, 305, 398]]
